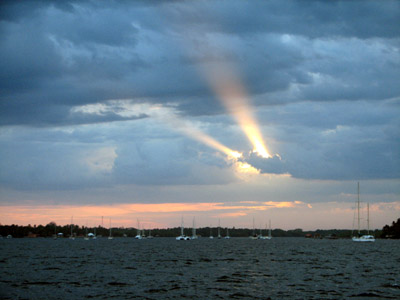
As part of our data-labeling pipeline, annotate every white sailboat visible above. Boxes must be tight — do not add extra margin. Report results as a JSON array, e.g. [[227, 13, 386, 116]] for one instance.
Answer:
[[224, 227, 230, 239], [352, 182, 375, 242], [135, 219, 143, 239], [266, 220, 272, 240], [191, 217, 198, 240], [258, 222, 265, 239], [108, 218, 114, 240], [176, 217, 190, 240], [209, 226, 214, 239], [259, 220, 272, 240]]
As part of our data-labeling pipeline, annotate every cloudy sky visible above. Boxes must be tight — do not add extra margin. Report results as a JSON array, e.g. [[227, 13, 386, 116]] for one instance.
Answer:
[[0, 0, 399, 230]]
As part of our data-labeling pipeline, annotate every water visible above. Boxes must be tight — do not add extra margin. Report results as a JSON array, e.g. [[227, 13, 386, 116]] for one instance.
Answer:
[[1, 238, 399, 299]]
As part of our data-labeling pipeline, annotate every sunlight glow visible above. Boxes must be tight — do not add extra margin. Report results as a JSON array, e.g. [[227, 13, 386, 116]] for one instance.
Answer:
[[154, 106, 246, 162], [71, 99, 268, 174], [234, 161, 260, 174], [203, 63, 272, 159]]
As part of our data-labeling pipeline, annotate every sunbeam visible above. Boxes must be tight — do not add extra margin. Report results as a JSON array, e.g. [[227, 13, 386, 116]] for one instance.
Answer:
[[200, 58, 272, 159]]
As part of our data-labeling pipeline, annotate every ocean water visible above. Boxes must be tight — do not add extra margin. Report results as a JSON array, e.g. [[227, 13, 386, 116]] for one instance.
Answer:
[[0, 237, 399, 299]]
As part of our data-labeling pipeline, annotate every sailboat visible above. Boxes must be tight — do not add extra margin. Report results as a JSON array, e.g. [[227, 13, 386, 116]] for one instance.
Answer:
[[69, 216, 75, 240], [209, 226, 214, 239], [92, 227, 97, 240], [259, 220, 272, 240], [191, 217, 198, 240], [217, 219, 222, 239], [224, 227, 230, 239], [135, 219, 143, 239], [266, 220, 272, 240], [176, 217, 190, 240], [258, 222, 265, 239], [250, 217, 258, 239], [352, 182, 375, 242], [108, 218, 114, 240]]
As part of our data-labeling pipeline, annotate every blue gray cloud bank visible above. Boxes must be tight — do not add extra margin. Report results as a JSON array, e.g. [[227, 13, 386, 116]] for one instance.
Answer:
[[0, 0, 399, 191]]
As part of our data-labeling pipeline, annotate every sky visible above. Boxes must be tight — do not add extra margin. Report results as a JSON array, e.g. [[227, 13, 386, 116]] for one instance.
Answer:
[[0, 0, 399, 231]]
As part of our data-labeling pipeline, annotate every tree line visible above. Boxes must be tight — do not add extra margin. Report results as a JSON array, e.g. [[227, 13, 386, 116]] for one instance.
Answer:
[[0, 222, 389, 238], [381, 218, 400, 239]]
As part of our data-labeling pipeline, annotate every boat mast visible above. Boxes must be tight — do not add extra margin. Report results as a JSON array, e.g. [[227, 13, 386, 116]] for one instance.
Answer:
[[367, 203, 370, 235], [181, 217, 184, 236], [357, 182, 360, 235], [192, 217, 196, 237], [268, 220, 272, 238], [137, 219, 141, 236]]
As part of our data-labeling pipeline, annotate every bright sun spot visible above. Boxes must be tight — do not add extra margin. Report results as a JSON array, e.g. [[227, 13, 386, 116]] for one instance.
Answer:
[[235, 162, 260, 174], [229, 151, 243, 159], [252, 139, 271, 158]]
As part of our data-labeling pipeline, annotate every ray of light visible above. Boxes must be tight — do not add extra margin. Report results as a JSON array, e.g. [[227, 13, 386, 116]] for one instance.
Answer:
[[206, 66, 272, 158], [155, 107, 242, 160]]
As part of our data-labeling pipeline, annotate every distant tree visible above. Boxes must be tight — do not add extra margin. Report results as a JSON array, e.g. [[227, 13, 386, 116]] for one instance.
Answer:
[[381, 218, 400, 239]]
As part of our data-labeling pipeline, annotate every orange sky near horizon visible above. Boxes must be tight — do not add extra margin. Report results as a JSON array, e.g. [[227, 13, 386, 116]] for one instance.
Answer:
[[1, 201, 398, 230]]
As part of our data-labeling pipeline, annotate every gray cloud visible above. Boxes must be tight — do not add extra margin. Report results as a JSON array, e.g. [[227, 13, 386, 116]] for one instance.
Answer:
[[0, 0, 399, 192], [1, 0, 398, 126], [249, 100, 400, 180]]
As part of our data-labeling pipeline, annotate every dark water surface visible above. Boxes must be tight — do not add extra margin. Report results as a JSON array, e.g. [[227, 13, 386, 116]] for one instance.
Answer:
[[1, 237, 399, 299]]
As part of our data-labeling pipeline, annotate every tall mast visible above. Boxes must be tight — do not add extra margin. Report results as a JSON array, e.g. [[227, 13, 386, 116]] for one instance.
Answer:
[[181, 217, 184, 236], [357, 182, 360, 235], [367, 203, 370, 234], [137, 219, 141, 236], [268, 219, 272, 238]]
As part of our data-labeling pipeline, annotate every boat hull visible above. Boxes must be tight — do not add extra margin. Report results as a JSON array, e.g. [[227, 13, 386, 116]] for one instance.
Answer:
[[176, 235, 190, 240], [352, 235, 375, 242]]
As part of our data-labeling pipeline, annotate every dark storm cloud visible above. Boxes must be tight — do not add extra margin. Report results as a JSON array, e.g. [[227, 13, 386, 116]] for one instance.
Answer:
[[1, 0, 399, 126], [159, 1, 400, 45], [249, 100, 400, 180], [0, 0, 399, 188]]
